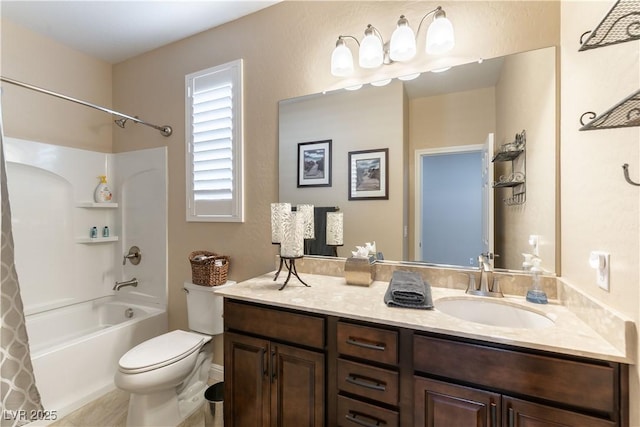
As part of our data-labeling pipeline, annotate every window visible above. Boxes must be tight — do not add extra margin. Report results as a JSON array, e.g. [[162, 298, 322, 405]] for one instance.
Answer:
[[185, 59, 243, 222]]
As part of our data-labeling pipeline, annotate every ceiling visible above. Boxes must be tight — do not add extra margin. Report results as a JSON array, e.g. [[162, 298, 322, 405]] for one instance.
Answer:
[[1, 0, 280, 64]]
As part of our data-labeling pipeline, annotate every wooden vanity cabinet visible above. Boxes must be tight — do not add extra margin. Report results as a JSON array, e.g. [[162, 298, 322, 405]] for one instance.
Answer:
[[414, 377, 500, 427], [224, 300, 325, 427], [335, 321, 401, 427], [223, 299, 628, 427], [414, 334, 626, 427]]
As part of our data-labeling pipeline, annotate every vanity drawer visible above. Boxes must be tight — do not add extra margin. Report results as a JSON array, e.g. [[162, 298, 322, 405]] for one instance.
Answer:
[[337, 395, 399, 427], [337, 358, 399, 406], [224, 299, 324, 349], [337, 321, 398, 365], [413, 334, 618, 414]]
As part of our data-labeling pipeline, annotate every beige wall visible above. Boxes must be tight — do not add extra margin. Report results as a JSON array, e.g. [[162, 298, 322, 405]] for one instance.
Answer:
[[560, 2, 640, 424], [279, 82, 406, 260], [494, 47, 557, 272], [4, 1, 639, 423], [1, 19, 113, 152]]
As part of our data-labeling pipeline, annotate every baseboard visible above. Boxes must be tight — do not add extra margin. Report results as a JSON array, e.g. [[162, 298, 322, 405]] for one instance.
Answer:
[[209, 363, 224, 383]]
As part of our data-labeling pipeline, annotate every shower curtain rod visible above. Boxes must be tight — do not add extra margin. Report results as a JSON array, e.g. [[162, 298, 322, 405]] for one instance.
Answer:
[[0, 76, 173, 137]]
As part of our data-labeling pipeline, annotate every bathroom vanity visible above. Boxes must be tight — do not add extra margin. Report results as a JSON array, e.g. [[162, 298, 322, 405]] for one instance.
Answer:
[[217, 271, 632, 427]]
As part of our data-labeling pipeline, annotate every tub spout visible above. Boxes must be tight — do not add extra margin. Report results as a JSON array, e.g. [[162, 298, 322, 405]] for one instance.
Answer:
[[113, 278, 138, 291]]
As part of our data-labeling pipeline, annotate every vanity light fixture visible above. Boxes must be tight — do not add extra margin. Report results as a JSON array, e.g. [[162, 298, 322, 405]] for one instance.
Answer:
[[331, 5, 455, 77], [371, 78, 392, 87]]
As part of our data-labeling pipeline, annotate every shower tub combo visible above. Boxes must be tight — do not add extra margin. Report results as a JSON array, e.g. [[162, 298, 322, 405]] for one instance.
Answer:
[[5, 138, 169, 423], [25, 296, 167, 419]]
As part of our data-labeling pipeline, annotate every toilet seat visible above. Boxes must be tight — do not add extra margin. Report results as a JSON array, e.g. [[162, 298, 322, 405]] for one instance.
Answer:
[[118, 330, 207, 374]]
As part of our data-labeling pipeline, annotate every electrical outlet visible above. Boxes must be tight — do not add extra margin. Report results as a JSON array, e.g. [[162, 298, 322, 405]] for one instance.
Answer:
[[589, 251, 610, 291]]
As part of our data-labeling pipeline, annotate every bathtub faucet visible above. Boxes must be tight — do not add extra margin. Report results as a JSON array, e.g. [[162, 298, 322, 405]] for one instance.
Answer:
[[113, 278, 138, 291]]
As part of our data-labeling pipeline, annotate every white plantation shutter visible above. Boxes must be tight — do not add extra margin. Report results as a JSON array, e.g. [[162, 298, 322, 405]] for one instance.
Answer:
[[186, 60, 243, 222]]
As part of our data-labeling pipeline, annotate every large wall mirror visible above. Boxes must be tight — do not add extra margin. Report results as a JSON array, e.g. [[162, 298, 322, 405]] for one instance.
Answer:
[[279, 46, 557, 273]]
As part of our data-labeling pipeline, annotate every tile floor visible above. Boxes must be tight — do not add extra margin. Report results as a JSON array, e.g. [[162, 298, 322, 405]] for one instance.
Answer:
[[50, 386, 223, 427]]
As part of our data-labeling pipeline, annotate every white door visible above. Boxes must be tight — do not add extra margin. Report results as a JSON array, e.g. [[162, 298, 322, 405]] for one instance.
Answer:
[[416, 144, 486, 267]]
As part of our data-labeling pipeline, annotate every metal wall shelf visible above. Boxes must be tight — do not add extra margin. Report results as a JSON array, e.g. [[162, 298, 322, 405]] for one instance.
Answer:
[[579, 0, 640, 51], [492, 130, 526, 205], [578, 1, 640, 131], [580, 89, 640, 130]]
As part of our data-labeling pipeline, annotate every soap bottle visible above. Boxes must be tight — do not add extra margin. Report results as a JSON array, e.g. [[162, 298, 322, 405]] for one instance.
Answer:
[[525, 256, 548, 304], [94, 175, 113, 203]]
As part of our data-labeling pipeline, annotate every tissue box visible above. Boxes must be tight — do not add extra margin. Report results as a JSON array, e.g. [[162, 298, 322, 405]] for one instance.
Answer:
[[344, 256, 375, 286]]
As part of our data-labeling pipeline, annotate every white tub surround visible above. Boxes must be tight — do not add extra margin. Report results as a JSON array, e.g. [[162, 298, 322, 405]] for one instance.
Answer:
[[4, 138, 168, 313], [215, 272, 635, 364]]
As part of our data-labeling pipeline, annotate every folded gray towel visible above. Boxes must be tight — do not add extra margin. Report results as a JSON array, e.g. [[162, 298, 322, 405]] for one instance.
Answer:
[[384, 270, 433, 309]]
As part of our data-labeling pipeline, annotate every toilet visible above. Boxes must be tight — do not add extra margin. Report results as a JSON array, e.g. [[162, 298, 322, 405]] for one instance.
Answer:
[[115, 281, 234, 427]]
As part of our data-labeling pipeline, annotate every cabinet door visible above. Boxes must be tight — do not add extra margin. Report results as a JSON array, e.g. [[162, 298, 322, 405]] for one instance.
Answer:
[[271, 343, 324, 427], [225, 332, 270, 427], [503, 396, 616, 427], [414, 377, 500, 427]]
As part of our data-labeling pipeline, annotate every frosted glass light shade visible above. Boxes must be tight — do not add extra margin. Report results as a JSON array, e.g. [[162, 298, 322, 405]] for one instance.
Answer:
[[389, 18, 416, 62], [359, 31, 384, 68], [280, 212, 304, 258], [426, 15, 455, 55], [331, 40, 354, 77], [270, 202, 291, 244], [296, 204, 315, 239], [326, 212, 343, 246]]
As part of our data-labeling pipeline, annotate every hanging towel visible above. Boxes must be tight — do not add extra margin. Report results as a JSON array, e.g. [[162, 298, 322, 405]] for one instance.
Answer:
[[384, 270, 433, 309]]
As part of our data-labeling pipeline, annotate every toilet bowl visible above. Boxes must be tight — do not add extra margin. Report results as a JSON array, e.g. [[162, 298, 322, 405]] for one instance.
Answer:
[[115, 281, 234, 427]]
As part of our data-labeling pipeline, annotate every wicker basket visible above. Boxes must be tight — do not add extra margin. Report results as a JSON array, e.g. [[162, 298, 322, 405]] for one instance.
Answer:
[[189, 251, 230, 286]]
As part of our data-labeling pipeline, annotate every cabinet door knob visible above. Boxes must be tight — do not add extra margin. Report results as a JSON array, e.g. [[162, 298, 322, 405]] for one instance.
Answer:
[[260, 348, 268, 379], [270, 348, 277, 382], [490, 402, 497, 427]]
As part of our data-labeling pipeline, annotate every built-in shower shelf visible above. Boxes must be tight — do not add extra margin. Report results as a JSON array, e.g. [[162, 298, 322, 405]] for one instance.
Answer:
[[76, 236, 119, 244], [76, 202, 118, 208]]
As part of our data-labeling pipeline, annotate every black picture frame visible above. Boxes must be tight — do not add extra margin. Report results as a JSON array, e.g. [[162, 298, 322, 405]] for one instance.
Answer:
[[297, 140, 332, 187], [348, 148, 389, 200]]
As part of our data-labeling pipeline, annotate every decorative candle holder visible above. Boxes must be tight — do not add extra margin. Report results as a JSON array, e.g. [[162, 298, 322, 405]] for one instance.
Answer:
[[274, 211, 310, 290], [270, 202, 291, 244], [326, 211, 344, 257]]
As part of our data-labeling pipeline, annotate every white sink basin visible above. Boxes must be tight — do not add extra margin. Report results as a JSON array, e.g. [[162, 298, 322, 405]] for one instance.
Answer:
[[435, 297, 555, 329]]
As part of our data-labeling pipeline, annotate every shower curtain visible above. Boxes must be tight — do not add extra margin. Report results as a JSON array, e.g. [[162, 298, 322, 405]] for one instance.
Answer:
[[0, 121, 43, 425]]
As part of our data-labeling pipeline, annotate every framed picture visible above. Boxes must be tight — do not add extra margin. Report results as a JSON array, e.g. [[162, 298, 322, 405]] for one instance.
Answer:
[[348, 148, 389, 200], [297, 140, 332, 187]]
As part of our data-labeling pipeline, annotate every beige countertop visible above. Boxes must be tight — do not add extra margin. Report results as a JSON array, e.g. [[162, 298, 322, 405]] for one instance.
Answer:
[[215, 271, 632, 364]]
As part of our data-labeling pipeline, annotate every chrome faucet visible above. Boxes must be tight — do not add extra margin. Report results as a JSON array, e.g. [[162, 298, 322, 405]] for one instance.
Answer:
[[113, 278, 138, 291], [466, 253, 503, 297]]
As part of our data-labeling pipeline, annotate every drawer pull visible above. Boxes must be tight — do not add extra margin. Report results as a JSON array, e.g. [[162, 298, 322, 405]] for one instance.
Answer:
[[345, 374, 386, 392], [345, 411, 387, 427], [346, 337, 386, 351]]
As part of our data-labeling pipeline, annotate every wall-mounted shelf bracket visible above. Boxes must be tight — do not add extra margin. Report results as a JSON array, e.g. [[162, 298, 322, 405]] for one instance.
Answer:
[[579, 89, 640, 130], [578, 0, 640, 51], [622, 163, 640, 186]]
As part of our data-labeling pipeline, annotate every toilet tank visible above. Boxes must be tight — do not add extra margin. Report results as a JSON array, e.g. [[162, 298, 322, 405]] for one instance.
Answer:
[[183, 281, 235, 335]]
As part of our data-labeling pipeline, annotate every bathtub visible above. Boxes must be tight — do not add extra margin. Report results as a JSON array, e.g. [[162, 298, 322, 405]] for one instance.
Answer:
[[25, 296, 167, 420]]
